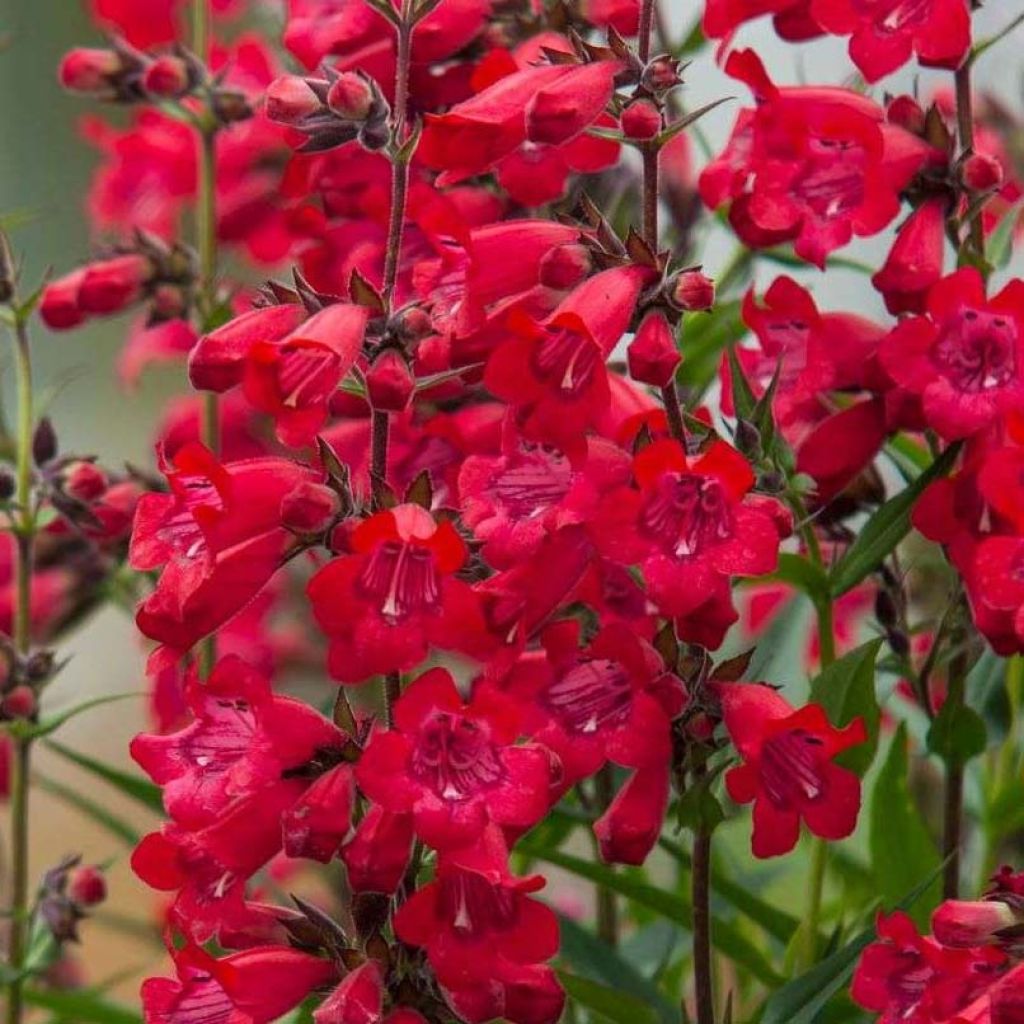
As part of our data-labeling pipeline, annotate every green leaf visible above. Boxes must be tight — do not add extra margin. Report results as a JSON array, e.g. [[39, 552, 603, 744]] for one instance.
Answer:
[[9, 692, 144, 741], [675, 761, 728, 834], [33, 771, 140, 845], [828, 444, 960, 597], [986, 199, 1024, 270], [967, 648, 1011, 743], [556, 971, 663, 1024], [927, 700, 987, 765], [558, 919, 676, 1024], [677, 301, 746, 403], [869, 725, 941, 928], [760, 860, 946, 1024], [809, 639, 883, 776], [657, 98, 734, 147], [770, 553, 830, 609], [23, 988, 142, 1024], [726, 345, 757, 422], [520, 842, 782, 985], [44, 740, 163, 814]]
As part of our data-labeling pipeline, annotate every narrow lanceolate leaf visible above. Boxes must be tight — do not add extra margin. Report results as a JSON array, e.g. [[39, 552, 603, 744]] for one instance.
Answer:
[[870, 725, 941, 928], [44, 739, 163, 814], [522, 843, 781, 985], [23, 988, 142, 1024], [828, 444, 960, 597], [11, 691, 144, 741], [557, 920, 676, 1024], [556, 971, 662, 1024], [986, 198, 1024, 270], [33, 771, 140, 845], [760, 862, 947, 1024], [809, 639, 883, 776]]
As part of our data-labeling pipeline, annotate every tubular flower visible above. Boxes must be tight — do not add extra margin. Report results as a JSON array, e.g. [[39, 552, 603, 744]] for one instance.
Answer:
[[307, 503, 493, 683], [717, 682, 867, 857], [356, 668, 553, 850]]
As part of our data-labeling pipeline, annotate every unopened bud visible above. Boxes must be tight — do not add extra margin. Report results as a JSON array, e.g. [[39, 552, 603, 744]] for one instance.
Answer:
[[2, 686, 36, 720], [366, 350, 415, 412], [142, 55, 193, 99], [25, 650, 56, 682], [932, 899, 1019, 948], [58, 48, 122, 93], [539, 244, 593, 289], [392, 306, 433, 345], [669, 269, 715, 312], [327, 72, 375, 121], [265, 75, 323, 126], [78, 254, 152, 316], [621, 99, 662, 141], [734, 418, 762, 458], [33, 417, 58, 466], [40, 270, 87, 331], [642, 56, 682, 94], [64, 461, 108, 503], [67, 865, 107, 908], [962, 153, 1004, 193], [627, 311, 680, 387], [212, 89, 253, 125], [886, 94, 926, 136], [281, 481, 341, 535]]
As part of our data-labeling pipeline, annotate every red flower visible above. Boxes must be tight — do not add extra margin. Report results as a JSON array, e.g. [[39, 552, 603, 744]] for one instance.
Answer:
[[811, 0, 971, 82], [281, 763, 355, 863], [459, 432, 631, 569], [703, 0, 822, 40], [485, 266, 651, 452], [131, 656, 345, 830], [717, 682, 867, 857], [872, 198, 947, 315], [700, 50, 934, 267], [594, 763, 671, 865], [419, 49, 620, 206], [356, 668, 552, 850], [496, 619, 683, 785], [394, 827, 559, 991], [593, 438, 785, 619], [851, 911, 1006, 1024], [307, 503, 492, 683], [314, 961, 386, 1024], [130, 443, 318, 652], [142, 942, 336, 1024], [340, 805, 414, 894], [880, 269, 1024, 441]]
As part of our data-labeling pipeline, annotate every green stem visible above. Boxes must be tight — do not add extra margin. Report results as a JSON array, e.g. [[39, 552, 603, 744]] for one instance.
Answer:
[[942, 634, 968, 899], [802, 838, 828, 966], [594, 766, 619, 948], [5, 315, 36, 1024]]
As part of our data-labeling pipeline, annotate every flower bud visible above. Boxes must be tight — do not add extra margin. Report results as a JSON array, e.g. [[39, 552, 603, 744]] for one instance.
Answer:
[[64, 461, 109, 503], [67, 865, 107, 908], [539, 244, 593, 289], [886, 94, 926, 136], [643, 56, 682, 93], [669, 269, 715, 312], [932, 899, 1019, 948], [962, 153, 1004, 192], [341, 806, 413, 894], [326, 72, 375, 121], [40, 269, 87, 331], [281, 481, 341, 535], [282, 764, 354, 864], [313, 962, 383, 1024], [142, 55, 193, 99], [594, 765, 669, 866], [150, 283, 189, 320], [58, 48, 122, 93], [392, 305, 433, 345], [78, 254, 152, 316], [621, 99, 662, 141], [265, 75, 323, 126], [627, 311, 680, 387], [33, 417, 58, 466], [366, 350, 415, 413], [2, 686, 36, 720]]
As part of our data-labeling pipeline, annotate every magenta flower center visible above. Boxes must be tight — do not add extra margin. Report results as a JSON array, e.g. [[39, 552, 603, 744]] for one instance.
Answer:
[[932, 309, 1017, 393], [489, 447, 573, 518], [410, 712, 505, 801], [437, 870, 518, 939], [531, 328, 600, 398], [184, 698, 257, 775], [275, 344, 338, 407], [759, 729, 827, 809], [159, 475, 222, 558], [358, 540, 442, 622], [543, 658, 632, 735], [640, 473, 734, 557], [794, 145, 866, 221]]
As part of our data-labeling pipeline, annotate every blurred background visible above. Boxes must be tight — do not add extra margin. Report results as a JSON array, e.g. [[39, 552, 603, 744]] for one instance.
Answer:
[[0, 0, 1021, 1006]]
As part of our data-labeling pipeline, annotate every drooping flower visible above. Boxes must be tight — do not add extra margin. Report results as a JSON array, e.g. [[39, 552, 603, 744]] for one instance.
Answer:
[[717, 682, 866, 857], [356, 668, 553, 850]]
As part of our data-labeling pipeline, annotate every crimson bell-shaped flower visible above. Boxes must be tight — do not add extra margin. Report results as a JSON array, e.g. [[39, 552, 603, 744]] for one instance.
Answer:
[[341, 805, 414, 894], [880, 268, 1024, 441], [142, 942, 337, 1024], [810, 0, 971, 83], [282, 762, 355, 863], [594, 763, 671, 866], [593, 438, 785, 622], [485, 266, 652, 454], [314, 961, 384, 1024], [131, 655, 346, 830], [130, 443, 319, 653], [717, 682, 867, 858], [356, 669, 553, 850], [628, 311, 680, 387], [395, 827, 559, 991], [872, 198, 947, 315], [307, 503, 493, 683]]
